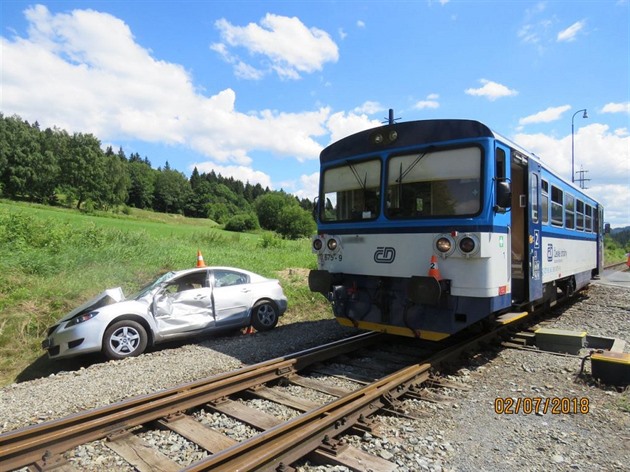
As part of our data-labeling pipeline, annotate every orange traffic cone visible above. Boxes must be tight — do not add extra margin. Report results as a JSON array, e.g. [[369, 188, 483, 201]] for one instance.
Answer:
[[428, 254, 442, 280], [196, 250, 206, 267]]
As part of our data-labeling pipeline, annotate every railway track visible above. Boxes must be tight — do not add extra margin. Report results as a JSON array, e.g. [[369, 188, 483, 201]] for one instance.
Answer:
[[1, 317, 525, 472]]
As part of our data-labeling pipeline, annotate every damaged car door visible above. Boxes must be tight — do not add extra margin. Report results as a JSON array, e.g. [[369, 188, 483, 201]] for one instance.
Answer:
[[152, 269, 214, 335], [211, 269, 254, 328]]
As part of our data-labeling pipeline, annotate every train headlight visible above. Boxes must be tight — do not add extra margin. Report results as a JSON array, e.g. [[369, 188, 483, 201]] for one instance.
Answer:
[[436, 237, 452, 253], [434, 234, 455, 257], [373, 133, 384, 144], [327, 238, 338, 251], [458, 234, 480, 257], [313, 238, 323, 251]]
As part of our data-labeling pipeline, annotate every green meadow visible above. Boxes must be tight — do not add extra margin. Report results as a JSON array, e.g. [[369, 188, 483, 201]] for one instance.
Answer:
[[0, 200, 329, 386]]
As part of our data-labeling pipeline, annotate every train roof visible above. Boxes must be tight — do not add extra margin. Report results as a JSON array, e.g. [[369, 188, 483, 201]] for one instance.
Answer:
[[320, 119, 496, 162]]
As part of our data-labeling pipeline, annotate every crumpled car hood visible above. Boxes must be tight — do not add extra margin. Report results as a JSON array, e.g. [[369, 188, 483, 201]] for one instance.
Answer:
[[58, 287, 125, 323]]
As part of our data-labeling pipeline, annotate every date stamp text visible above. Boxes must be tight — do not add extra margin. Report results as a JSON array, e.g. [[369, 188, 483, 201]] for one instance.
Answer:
[[494, 397, 589, 415]]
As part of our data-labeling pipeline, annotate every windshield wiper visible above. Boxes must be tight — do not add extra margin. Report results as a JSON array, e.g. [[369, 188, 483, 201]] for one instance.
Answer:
[[396, 147, 433, 183], [346, 160, 367, 190]]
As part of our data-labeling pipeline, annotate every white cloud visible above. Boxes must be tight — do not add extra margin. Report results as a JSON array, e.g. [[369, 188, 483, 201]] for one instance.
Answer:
[[588, 184, 630, 228], [212, 14, 339, 80], [557, 20, 586, 42], [353, 101, 384, 115], [414, 93, 440, 110], [325, 112, 382, 144], [513, 123, 630, 226], [357, 20, 366, 28], [1, 6, 330, 168], [465, 79, 518, 101], [286, 172, 321, 200], [601, 102, 630, 114], [519, 105, 571, 125]]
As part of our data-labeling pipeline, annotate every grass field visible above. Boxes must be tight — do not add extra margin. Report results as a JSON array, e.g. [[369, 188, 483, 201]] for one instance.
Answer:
[[0, 200, 329, 386]]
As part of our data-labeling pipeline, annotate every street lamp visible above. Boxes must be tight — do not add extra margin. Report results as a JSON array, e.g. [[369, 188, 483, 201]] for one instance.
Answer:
[[571, 109, 588, 183]]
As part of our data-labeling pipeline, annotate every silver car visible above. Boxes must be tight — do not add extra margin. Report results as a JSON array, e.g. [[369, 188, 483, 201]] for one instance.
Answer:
[[42, 266, 288, 360]]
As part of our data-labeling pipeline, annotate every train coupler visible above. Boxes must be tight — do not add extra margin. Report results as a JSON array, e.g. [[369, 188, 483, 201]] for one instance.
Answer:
[[407, 276, 451, 306]]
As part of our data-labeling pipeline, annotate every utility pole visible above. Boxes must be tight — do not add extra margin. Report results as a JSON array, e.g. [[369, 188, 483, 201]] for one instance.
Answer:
[[575, 166, 590, 189]]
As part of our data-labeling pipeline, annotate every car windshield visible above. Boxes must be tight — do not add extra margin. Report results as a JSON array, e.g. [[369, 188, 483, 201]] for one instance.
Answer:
[[131, 271, 176, 299]]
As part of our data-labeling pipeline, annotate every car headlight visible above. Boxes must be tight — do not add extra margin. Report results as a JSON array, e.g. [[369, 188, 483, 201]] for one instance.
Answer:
[[66, 311, 99, 327]]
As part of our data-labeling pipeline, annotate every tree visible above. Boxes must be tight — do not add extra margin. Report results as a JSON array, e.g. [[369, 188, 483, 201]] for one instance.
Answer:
[[59, 132, 107, 209], [153, 168, 191, 214], [98, 151, 130, 209], [127, 160, 155, 209], [190, 167, 202, 190], [255, 191, 298, 231], [0, 115, 60, 202]]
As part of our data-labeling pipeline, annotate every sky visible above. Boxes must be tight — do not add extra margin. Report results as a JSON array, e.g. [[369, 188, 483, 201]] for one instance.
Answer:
[[1, 1, 628, 227]]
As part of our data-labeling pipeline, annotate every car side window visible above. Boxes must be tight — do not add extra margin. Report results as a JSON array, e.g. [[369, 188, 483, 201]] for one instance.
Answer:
[[165, 271, 208, 294], [214, 270, 248, 288]]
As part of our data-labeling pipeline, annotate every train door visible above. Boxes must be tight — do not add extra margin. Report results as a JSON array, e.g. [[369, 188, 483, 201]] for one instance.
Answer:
[[527, 163, 543, 302], [509, 152, 526, 303]]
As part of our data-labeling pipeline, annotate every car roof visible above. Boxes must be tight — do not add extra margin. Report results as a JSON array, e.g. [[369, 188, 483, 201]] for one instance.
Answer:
[[172, 266, 264, 279]]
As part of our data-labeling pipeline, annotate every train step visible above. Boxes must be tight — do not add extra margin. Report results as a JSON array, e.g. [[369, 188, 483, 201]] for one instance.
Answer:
[[495, 311, 528, 325]]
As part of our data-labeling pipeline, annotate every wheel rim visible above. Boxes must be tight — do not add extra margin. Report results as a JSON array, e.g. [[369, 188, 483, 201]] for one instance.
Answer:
[[109, 326, 141, 355], [256, 304, 277, 326]]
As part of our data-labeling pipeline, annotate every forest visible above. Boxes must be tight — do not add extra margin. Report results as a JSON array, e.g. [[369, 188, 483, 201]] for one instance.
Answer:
[[0, 113, 316, 238]]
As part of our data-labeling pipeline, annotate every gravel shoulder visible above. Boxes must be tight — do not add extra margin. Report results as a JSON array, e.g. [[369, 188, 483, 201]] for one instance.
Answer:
[[1, 284, 628, 472]]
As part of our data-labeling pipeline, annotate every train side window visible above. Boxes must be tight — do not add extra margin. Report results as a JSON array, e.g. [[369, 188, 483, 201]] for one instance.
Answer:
[[565, 193, 575, 230], [585, 204, 593, 232], [530, 173, 539, 223], [495, 148, 506, 179], [576, 200, 584, 231], [551, 185, 563, 227], [541, 179, 549, 225]]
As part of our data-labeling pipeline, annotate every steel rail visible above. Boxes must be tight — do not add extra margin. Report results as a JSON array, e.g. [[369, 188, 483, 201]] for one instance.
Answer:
[[0, 332, 382, 471], [182, 323, 514, 472]]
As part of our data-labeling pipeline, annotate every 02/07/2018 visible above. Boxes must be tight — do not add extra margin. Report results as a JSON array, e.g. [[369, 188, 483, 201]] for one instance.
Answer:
[[494, 396, 589, 415]]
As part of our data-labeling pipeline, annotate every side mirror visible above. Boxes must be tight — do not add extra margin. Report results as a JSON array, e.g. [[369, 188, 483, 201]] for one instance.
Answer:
[[494, 180, 512, 213], [312, 197, 319, 220]]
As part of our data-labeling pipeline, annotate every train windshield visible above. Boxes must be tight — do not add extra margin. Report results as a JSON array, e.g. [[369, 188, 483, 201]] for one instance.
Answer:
[[321, 158, 381, 221], [386, 146, 482, 218]]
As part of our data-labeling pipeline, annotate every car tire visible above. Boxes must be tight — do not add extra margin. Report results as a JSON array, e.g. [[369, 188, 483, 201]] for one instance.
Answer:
[[250, 300, 279, 332], [102, 320, 148, 360]]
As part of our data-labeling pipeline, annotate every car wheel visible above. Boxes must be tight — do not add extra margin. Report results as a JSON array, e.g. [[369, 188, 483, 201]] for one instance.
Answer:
[[250, 301, 279, 331], [103, 320, 148, 360]]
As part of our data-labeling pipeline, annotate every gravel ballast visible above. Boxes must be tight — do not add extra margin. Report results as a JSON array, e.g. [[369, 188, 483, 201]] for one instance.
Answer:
[[1, 283, 628, 472]]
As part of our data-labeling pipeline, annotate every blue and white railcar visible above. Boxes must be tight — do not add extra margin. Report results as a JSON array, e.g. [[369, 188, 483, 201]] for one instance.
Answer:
[[308, 118, 604, 340]]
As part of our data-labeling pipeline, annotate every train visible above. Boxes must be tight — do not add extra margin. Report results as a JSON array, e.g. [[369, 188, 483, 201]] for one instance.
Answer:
[[308, 115, 604, 341]]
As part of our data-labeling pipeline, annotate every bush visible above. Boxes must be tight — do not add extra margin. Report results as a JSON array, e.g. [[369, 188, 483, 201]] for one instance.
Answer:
[[255, 192, 298, 231], [259, 232, 285, 249], [277, 206, 316, 240], [225, 213, 259, 233]]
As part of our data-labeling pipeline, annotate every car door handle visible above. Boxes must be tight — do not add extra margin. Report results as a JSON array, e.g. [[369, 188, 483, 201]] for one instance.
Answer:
[[194, 295, 208, 300]]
